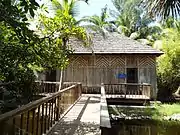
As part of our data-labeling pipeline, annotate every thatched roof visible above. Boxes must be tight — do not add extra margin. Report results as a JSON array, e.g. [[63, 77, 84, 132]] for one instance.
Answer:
[[69, 32, 163, 56]]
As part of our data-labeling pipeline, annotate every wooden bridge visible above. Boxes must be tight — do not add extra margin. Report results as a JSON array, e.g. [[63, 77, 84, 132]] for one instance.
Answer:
[[0, 81, 151, 135]]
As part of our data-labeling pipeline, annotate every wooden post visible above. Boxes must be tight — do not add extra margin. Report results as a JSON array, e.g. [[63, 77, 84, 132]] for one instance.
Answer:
[[58, 70, 63, 91]]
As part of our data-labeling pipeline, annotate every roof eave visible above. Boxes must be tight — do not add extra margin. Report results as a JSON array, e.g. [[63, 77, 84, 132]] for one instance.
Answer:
[[72, 52, 164, 56]]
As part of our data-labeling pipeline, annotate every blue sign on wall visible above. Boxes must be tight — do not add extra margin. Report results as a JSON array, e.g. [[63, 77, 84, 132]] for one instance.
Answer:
[[117, 73, 126, 79]]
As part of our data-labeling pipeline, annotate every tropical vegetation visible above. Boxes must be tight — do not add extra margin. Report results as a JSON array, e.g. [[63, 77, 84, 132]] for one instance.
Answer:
[[142, 0, 180, 20], [0, 0, 89, 113], [1, 0, 180, 113], [157, 27, 180, 101], [78, 5, 112, 37]]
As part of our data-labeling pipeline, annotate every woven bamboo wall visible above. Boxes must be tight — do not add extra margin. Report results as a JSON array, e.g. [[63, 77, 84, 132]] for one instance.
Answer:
[[62, 54, 157, 98]]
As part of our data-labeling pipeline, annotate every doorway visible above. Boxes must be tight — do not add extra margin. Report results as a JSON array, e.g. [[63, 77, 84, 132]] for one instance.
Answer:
[[126, 68, 138, 93], [127, 68, 138, 83]]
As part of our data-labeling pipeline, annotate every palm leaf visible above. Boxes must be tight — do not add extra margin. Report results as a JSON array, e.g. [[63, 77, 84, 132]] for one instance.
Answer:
[[143, 0, 180, 20], [101, 5, 108, 22], [52, 0, 63, 11], [117, 25, 131, 36], [69, 0, 80, 17], [52, 0, 88, 17], [111, 0, 126, 14], [78, 16, 102, 26], [82, 25, 108, 38]]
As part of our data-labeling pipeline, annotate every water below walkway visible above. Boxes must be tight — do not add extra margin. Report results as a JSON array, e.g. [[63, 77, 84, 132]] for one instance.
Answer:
[[105, 105, 180, 135], [47, 94, 101, 135]]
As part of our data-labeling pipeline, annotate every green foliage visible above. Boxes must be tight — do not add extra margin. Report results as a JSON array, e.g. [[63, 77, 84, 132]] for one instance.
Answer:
[[111, 0, 160, 44], [109, 103, 180, 121], [79, 5, 112, 37], [111, 0, 142, 36], [142, 0, 180, 20], [155, 103, 180, 117], [0, 0, 40, 42], [157, 28, 180, 100], [0, 0, 41, 101], [0, 21, 40, 100], [37, 12, 89, 69], [52, 0, 88, 17], [0, 0, 89, 107]]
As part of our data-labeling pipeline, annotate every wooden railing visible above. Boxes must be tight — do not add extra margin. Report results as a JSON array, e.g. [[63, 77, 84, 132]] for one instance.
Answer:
[[103, 83, 151, 99], [0, 83, 82, 135], [35, 81, 73, 94], [63, 82, 102, 94], [100, 84, 111, 129]]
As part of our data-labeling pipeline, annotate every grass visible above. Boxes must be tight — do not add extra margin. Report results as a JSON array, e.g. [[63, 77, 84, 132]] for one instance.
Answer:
[[108, 104, 180, 135], [108, 102, 180, 121], [153, 103, 180, 118]]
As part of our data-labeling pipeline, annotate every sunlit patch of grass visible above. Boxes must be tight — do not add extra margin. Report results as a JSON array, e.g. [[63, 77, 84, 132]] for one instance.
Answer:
[[155, 103, 180, 116], [108, 103, 180, 120]]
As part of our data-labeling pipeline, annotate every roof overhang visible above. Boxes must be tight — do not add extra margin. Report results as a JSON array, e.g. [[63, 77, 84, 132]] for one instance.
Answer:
[[71, 52, 164, 57]]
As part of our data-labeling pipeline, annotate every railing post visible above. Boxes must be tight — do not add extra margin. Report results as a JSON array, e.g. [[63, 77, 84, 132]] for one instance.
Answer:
[[125, 84, 127, 99], [148, 85, 151, 98], [101, 83, 104, 96], [142, 84, 144, 98], [77, 83, 82, 98]]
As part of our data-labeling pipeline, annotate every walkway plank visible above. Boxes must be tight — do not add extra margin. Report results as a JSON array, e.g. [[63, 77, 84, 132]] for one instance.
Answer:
[[47, 94, 101, 135]]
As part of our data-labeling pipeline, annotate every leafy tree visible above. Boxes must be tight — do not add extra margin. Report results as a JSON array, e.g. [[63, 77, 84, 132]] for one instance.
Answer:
[[153, 18, 180, 50], [45, 0, 90, 89], [142, 0, 180, 20], [37, 13, 89, 69], [0, 0, 40, 42], [157, 28, 180, 101], [0, 0, 89, 111], [0, 0, 41, 105]]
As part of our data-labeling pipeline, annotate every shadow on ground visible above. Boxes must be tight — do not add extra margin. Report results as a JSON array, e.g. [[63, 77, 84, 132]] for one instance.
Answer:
[[48, 96, 101, 135], [49, 120, 100, 135]]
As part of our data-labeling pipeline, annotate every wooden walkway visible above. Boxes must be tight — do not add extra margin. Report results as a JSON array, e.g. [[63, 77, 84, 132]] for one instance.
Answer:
[[47, 94, 101, 135]]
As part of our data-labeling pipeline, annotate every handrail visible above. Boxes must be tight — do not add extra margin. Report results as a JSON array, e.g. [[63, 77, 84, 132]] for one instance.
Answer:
[[100, 83, 111, 128], [35, 81, 61, 84], [0, 83, 82, 135], [104, 83, 151, 86], [35, 81, 74, 94], [104, 83, 151, 99], [63, 82, 81, 84], [0, 84, 76, 122]]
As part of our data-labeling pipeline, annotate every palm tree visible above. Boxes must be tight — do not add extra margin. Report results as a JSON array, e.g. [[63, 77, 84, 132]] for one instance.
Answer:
[[111, 0, 154, 37], [110, 0, 164, 46], [49, 0, 89, 90], [78, 5, 113, 37], [142, 0, 180, 20], [52, 0, 88, 17]]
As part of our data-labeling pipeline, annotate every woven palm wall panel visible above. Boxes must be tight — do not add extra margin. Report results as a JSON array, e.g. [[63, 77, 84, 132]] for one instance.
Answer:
[[95, 55, 125, 68], [138, 56, 156, 68], [69, 55, 156, 68], [65, 55, 156, 85], [68, 55, 89, 67]]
